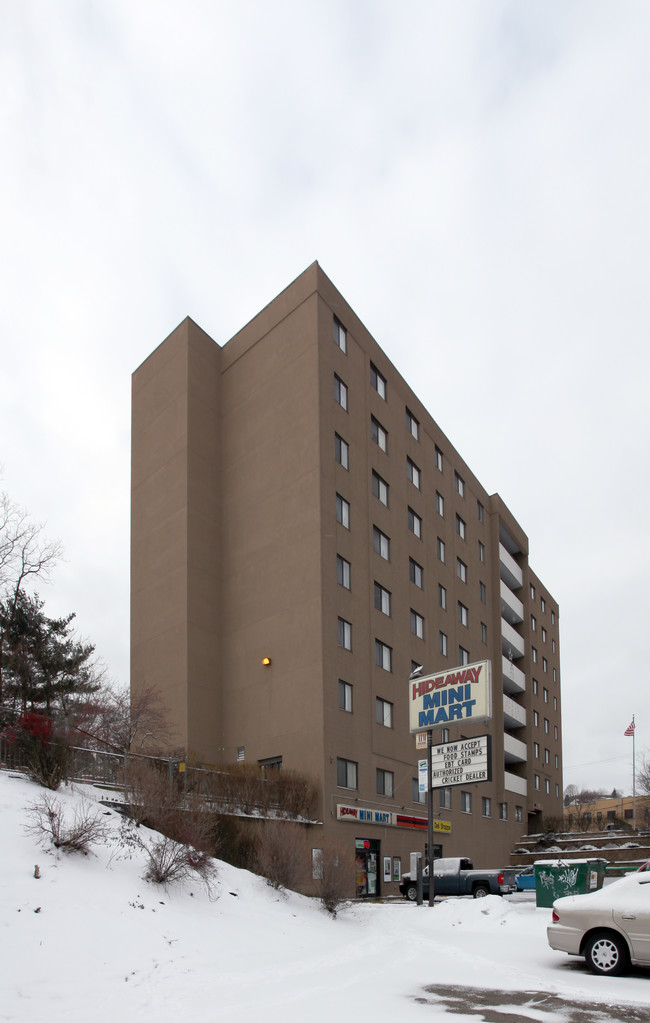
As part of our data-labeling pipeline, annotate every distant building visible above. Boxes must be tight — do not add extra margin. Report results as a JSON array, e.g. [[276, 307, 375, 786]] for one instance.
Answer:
[[131, 262, 563, 896], [564, 794, 650, 832]]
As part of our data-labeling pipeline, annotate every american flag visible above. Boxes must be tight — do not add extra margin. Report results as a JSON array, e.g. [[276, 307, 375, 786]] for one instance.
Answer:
[[624, 719, 635, 736]]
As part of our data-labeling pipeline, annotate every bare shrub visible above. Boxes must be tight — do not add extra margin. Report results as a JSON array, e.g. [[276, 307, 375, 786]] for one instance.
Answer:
[[213, 814, 259, 871], [315, 841, 355, 916], [123, 757, 175, 828], [24, 794, 110, 853], [271, 770, 319, 819], [256, 820, 307, 891], [116, 818, 217, 892]]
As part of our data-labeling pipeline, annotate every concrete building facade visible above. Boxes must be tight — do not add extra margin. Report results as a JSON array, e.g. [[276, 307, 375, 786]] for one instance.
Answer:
[[131, 262, 563, 896]]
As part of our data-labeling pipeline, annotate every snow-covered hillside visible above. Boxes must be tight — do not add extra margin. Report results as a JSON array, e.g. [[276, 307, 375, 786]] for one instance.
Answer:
[[1, 772, 647, 1022]]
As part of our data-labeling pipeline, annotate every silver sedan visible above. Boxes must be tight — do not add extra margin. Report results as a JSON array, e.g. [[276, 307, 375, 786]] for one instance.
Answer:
[[547, 871, 650, 976]]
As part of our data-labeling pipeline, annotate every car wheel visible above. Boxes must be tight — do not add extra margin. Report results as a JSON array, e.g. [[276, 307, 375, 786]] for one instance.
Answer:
[[405, 884, 418, 901], [585, 931, 629, 976], [473, 884, 490, 898]]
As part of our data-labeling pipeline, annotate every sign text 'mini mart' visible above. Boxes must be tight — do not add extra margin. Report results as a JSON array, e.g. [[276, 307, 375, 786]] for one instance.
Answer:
[[408, 659, 492, 734]]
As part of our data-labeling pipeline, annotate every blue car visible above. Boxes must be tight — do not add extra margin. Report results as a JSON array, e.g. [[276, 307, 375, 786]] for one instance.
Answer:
[[515, 866, 536, 891]]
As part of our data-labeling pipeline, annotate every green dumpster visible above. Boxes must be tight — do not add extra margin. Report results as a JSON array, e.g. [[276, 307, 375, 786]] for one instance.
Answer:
[[533, 858, 607, 908]]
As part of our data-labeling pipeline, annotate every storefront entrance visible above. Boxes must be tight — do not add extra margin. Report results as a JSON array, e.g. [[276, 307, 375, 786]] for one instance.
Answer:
[[355, 838, 380, 897]]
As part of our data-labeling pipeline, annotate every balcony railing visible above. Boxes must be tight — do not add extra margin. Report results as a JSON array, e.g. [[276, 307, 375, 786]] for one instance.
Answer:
[[503, 694, 526, 729], [499, 543, 523, 590], [504, 770, 527, 796], [501, 618, 525, 660], [503, 731, 528, 764], [502, 656, 526, 694]]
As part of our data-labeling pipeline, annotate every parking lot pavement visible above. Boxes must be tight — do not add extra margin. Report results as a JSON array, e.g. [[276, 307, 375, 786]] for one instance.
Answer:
[[414, 984, 649, 1022]]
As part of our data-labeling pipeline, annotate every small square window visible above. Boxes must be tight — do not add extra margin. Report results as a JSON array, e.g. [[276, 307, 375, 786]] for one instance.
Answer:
[[410, 609, 424, 639], [439, 631, 448, 656], [370, 362, 386, 399], [337, 757, 357, 789], [374, 582, 391, 616], [375, 639, 392, 672], [406, 408, 419, 440], [409, 558, 423, 588], [337, 555, 351, 590], [435, 446, 443, 471], [376, 697, 393, 728], [334, 433, 349, 469], [333, 315, 347, 353], [373, 526, 390, 560], [409, 507, 422, 538], [457, 558, 467, 582], [407, 456, 421, 489], [336, 493, 350, 529], [437, 537, 445, 563], [338, 680, 352, 712], [372, 470, 389, 507], [458, 646, 470, 665], [376, 768, 394, 797], [458, 602, 468, 627], [438, 584, 447, 610], [371, 416, 388, 452], [337, 617, 352, 650], [456, 514, 466, 539], [334, 374, 348, 410], [455, 471, 465, 497]]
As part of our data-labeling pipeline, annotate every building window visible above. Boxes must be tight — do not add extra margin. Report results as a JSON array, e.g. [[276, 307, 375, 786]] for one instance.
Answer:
[[534, 742, 540, 758], [479, 581, 486, 603], [334, 374, 348, 410], [553, 696, 557, 711], [533, 710, 539, 726], [410, 609, 424, 639], [543, 687, 549, 703], [458, 646, 470, 665], [334, 433, 349, 469], [552, 639, 556, 654], [480, 622, 488, 644], [477, 500, 484, 522], [371, 415, 388, 452], [374, 582, 391, 616], [551, 610, 556, 625], [437, 537, 445, 563], [376, 768, 394, 797], [336, 493, 350, 529], [478, 540, 485, 562], [530, 584, 536, 600], [461, 791, 471, 814], [338, 680, 352, 712], [532, 678, 538, 695], [409, 558, 423, 588], [412, 778, 426, 803], [372, 470, 389, 507], [482, 797, 491, 817], [554, 725, 558, 739], [373, 526, 390, 560], [544, 747, 550, 764], [337, 617, 352, 650], [457, 558, 467, 582], [435, 446, 443, 471], [499, 802, 508, 821], [376, 697, 393, 728], [456, 514, 466, 540], [455, 471, 465, 497], [312, 847, 323, 880], [407, 456, 421, 489], [555, 754, 559, 769], [534, 774, 540, 791], [406, 408, 419, 440], [555, 783, 560, 798], [553, 667, 557, 682], [436, 491, 444, 516], [441, 727, 450, 742], [439, 631, 448, 656], [458, 602, 468, 627], [541, 596, 546, 612], [409, 507, 422, 538], [544, 717, 550, 734], [545, 778, 551, 794], [438, 584, 447, 610], [370, 362, 386, 399], [333, 315, 347, 353], [337, 555, 351, 590], [531, 615, 536, 631], [532, 646, 537, 663], [542, 657, 548, 673], [375, 640, 392, 672], [439, 787, 451, 809], [515, 806, 523, 823], [541, 626, 547, 643], [337, 757, 357, 789]]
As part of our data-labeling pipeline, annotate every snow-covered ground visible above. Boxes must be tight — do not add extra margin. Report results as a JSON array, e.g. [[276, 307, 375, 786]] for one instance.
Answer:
[[2, 772, 648, 1023]]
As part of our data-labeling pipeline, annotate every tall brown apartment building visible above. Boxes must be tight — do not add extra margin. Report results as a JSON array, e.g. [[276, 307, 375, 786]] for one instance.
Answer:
[[131, 262, 563, 896]]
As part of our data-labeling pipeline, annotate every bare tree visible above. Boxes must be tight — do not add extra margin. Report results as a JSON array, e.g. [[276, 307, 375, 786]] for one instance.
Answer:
[[638, 751, 650, 795], [67, 682, 173, 755], [563, 787, 605, 832]]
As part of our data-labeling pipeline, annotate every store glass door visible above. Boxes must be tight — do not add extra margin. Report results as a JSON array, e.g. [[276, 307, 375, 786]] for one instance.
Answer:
[[355, 838, 380, 897]]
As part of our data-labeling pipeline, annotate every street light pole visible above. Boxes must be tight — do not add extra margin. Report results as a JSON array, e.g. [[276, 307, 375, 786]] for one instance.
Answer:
[[427, 728, 434, 907]]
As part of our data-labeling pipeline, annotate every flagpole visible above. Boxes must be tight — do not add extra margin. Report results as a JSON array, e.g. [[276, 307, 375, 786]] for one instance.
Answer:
[[633, 716, 636, 831]]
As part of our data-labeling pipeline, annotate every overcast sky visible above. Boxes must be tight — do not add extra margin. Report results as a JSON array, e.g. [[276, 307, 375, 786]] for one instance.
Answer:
[[2, 1, 648, 797]]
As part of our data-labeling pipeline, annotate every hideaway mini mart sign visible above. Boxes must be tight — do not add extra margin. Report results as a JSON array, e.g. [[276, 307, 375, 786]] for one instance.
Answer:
[[337, 804, 452, 833], [408, 659, 492, 733], [419, 735, 491, 790]]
